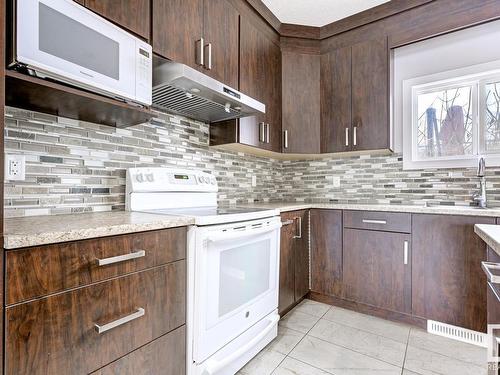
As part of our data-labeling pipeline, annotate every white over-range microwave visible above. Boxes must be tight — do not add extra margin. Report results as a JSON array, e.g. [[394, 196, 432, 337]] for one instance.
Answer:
[[10, 0, 152, 106]]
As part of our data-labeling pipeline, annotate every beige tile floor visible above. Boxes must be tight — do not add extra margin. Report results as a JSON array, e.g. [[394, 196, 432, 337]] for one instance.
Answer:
[[238, 299, 488, 375]]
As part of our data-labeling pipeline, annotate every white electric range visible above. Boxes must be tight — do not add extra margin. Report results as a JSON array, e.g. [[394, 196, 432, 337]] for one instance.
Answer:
[[126, 167, 281, 375]]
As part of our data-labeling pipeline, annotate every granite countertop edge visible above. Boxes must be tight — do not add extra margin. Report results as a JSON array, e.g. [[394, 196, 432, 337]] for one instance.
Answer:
[[475, 224, 500, 256], [5, 203, 500, 250]]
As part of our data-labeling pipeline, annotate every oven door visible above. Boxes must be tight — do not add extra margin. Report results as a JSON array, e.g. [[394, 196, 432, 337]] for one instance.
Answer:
[[193, 217, 281, 363], [16, 0, 139, 101]]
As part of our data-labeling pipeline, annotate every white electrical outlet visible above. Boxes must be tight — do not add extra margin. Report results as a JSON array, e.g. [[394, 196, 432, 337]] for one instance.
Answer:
[[251, 175, 257, 187], [5, 154, 26, 181], [332, 176, 341, 188]]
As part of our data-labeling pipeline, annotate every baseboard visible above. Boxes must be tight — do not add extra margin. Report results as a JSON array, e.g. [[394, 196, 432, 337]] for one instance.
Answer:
[[308, 291, 427, 329]]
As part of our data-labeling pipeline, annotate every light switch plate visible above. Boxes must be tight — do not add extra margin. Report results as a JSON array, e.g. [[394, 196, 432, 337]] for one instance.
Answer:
[[251, 175, 257, 187], [5, 154, 26, 181], [332, 176, 341, 188]]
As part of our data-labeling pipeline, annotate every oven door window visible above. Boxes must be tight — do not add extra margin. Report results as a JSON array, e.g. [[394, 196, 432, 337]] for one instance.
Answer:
[[218, 238, 271, 317]]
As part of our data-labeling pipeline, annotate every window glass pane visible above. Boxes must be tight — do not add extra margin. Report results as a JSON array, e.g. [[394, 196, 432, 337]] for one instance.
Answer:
[[483, 81, 500, 153], [416, 86, 473, 159]]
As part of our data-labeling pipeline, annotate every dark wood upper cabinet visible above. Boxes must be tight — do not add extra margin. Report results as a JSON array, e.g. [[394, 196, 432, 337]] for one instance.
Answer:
[[84, 0, 151, 40], [203, 0, 239, 88], [152, 0, 204, 69], [310, 209, 343, 298], [412, 214, 495, 332], [320, 47, 351, 153], [343, 228, 411, 314], [282, 51, 321, 154], [279, 210, 309, 314], [210, 17, 281, 152], [320, 37, 389, 153], [351, 37, 389, 151], [152, 0, 239, 88]]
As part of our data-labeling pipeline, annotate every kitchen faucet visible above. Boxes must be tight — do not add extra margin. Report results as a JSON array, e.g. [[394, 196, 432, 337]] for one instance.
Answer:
[[473, 157, 487, 208]]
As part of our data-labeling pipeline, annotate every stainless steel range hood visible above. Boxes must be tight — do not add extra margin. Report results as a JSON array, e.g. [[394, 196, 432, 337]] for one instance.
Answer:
[[152, 57, 265, 123]]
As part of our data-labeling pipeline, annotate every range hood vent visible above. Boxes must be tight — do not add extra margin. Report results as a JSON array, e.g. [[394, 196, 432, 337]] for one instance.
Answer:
[[152, 57, 265, 123]]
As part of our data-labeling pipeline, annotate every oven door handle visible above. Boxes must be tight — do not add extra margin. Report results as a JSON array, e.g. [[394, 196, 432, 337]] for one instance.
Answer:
[[201, 313, 280, 375], [207, 222, 282, 243]]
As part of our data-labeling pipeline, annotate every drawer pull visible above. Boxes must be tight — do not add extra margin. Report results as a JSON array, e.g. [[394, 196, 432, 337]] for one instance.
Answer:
[[94, 307, 145, 334], [482, 261, 500, 283], [96, 250, 146, 266], [282, 219, 294, 226], [362, 219, 387, 225], [403, 241, 409, 265], [293, 216, 302, 239]]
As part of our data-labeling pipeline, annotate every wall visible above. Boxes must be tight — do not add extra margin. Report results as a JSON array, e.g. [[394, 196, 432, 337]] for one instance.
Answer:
[[280, 153, 500, 207], [4, 107, 499, 218], [4, 107, 281, 217]]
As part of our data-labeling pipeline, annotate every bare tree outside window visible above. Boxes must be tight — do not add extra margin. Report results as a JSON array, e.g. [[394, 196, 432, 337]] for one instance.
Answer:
[[416, 86, 473, 159], [484, 82, 500, 153]]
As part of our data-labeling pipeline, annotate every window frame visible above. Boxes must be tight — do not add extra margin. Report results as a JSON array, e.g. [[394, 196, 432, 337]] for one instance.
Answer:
[[402, 60, 500, 170]]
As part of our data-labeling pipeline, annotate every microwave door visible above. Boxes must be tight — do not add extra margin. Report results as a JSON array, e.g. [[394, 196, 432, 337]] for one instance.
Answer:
[[16, 0, 138, 102]]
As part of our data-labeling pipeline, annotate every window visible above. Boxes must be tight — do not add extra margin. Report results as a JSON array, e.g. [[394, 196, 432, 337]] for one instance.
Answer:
[[403, 62, 500, 169]]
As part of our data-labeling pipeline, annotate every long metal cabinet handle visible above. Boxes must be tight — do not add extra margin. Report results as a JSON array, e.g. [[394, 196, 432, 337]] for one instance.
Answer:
[[403, 241, 409, 265], [345, 128, 349, 146], [266, 123, 270, 144], [284, 130, 289, 149], [96, 250, 146, 266], [94, 307, 145, 334], [205, 42, 212, 70], [259, 122, 265, 143], [353, 126, 357, 146], [196, 38, 204, 66], [293, 216, 302, 239], [362, 219, 387, 225]]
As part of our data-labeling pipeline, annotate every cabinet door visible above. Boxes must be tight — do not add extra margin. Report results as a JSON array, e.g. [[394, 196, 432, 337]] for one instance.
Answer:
[[279, 213, 296, 315], [344, 228, 411, 313], [282, 51, 321, 153], [85, 0, 151, 40], [293, 210, 309, 301], [412, 214, 494, 332], [351, 37, 389, 151], [152, 0, 203, 68], [320, 47, 352, 153], [202, 0, 239, 88], [239, 18, 281, 152], [310, 209, 343, 298]]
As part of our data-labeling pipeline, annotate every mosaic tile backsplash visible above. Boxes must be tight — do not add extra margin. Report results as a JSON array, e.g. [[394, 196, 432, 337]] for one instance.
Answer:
[[5, 106, 500, 217]]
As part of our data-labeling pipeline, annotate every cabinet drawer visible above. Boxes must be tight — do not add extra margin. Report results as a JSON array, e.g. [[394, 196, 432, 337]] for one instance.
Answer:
[[91, 326, 186, 375], [343, 210, 411, 233], [6, 261, 186, 375], [6, 227, 186, 305]]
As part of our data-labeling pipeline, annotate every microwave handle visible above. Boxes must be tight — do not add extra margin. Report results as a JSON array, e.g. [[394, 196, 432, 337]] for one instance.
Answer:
[[201, 313, 279, 375], [207, 222, 282, 243]]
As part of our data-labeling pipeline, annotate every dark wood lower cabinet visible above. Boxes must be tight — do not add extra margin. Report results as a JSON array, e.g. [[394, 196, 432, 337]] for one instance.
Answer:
[[343, 228, 411, 313], [279, 210, 309, 314], [412, 214, 495, 332], [310, 209, 343, 298], [91, 326, 186, 375], [5, 261, 186, 375]]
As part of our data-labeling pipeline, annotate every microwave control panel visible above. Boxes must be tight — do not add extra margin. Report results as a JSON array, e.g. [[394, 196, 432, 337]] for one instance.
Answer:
[[135, 42, 153, 105]]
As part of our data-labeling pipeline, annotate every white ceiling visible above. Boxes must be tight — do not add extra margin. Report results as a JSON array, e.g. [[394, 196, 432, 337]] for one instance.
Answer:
[[262, 0, 391, 27]]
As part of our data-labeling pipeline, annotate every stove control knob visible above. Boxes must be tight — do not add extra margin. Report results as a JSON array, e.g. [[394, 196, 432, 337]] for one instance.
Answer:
[[146, 173, 154, 182], [198, 176, 204, 184], [136, 173, 144, 183], [210, 177, 216, 185], [204, 176, 210, 184]]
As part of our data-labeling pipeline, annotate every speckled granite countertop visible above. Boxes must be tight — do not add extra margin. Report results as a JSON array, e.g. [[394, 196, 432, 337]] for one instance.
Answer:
[[5, 203, 500, 250], [475, 224, 500, 255], [237, 202, 500, 217], [4, 211, 195, 249]]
